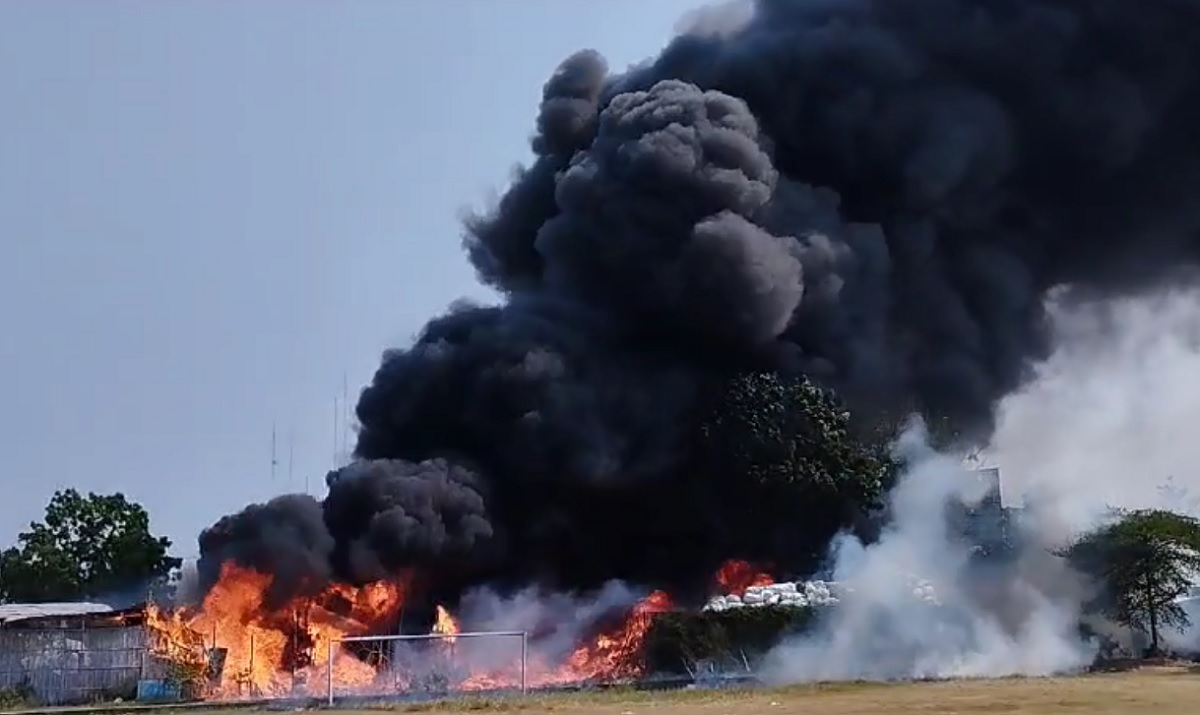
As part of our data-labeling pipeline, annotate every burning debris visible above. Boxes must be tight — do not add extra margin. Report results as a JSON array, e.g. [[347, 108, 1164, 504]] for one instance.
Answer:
[[144, 562, 408, 699], [141, 559, 785, 699]]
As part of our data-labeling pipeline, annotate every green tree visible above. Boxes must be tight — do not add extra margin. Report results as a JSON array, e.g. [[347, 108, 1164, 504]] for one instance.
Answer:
[[702, 372, 894, 505], [698, 372, 896, 568], [1064, 508, 1200, 655], [0, 489, 181, 603]]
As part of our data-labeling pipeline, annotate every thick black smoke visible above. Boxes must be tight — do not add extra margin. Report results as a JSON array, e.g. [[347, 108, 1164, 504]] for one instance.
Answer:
[[197, 494, 333, 607], [199, 0, 1200, 608]]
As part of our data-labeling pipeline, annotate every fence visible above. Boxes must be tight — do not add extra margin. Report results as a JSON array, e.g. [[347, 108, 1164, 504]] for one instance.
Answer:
[[0, 625, 163, 705], [327, 631, 529, 705], [0, 625, 532, 706]]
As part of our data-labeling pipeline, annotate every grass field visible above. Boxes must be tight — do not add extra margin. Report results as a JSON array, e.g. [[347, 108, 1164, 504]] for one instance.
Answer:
[[329, 665, 1200, 715], [5, 667, 1197, 715]]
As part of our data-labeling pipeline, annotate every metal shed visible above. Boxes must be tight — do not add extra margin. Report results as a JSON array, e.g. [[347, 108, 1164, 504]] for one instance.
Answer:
[[0, 602, 154, 705]]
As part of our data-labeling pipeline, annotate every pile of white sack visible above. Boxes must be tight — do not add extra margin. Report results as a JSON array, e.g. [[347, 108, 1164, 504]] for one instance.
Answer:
[[702, 577, 939, 612]]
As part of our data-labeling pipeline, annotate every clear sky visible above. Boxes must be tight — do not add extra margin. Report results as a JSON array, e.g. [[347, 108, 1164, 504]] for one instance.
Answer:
[[0, 0, 706, 557]]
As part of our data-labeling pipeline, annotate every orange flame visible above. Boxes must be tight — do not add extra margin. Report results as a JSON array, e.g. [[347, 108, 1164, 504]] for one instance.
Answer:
[[145, 562, 407, 699], [456, 589, 675, 691], [713, 559, 773, 597], [432, 605, 460, 644], [145, 561, 683, 699], [562, 589, 673, 680]]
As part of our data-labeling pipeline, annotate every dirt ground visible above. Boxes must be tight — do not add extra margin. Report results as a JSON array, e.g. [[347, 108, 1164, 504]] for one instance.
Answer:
[[343, 665, 1200, 715]]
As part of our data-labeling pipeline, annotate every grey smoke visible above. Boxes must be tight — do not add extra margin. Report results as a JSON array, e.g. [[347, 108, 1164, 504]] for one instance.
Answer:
[[986, 288, 1200, 654], [988, 289, 1200, 530], [764, 286, 1200, 680], [762, 420, 1094, 682], [674, 0, 756, 39], [385, 581, 645, 682], [455, 581, 642, 668]]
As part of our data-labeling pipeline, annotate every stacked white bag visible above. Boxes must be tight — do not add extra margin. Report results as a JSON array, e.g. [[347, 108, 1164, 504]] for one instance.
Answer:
[[702, 575, 938, 612]]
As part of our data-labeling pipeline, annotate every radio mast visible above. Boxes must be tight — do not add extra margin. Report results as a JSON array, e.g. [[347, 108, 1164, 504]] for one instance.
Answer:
[[287, 427, 295, 489], [342, 371, 351, 457], [332, 396, 340, 468]]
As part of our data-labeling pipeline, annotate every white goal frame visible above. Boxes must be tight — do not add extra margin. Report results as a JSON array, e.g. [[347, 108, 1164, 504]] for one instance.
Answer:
[[325, 630, 530, 705]]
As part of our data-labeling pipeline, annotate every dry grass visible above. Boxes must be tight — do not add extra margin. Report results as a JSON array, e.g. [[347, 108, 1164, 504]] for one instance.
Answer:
[[8, 667, 1198, 715], [346, 665, 1200, 715]]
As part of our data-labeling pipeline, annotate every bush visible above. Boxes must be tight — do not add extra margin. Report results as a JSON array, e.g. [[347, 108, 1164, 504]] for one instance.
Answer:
[[643, 605, 822, 675], [163, 659, 209, 701]]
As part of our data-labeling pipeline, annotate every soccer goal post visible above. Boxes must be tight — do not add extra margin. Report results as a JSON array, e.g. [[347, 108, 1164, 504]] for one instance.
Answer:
[[325, 630, 529, 706]]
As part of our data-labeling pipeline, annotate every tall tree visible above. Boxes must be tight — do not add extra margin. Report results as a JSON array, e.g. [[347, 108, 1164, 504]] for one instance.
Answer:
[[0, 489, 181, 603], [1064, 508, 1200, 655]]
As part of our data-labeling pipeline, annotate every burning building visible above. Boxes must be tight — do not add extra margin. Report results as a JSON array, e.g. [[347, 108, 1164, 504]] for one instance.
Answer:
[[180, 0, 1200, 700]]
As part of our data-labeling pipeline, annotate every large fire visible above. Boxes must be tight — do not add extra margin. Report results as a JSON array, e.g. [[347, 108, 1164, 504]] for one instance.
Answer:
[[146, 563, 408, 699], [144, 559, 764, 700]]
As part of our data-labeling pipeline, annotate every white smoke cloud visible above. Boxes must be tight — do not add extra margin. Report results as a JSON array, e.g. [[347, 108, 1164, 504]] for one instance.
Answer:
[[759, 421, 1094, 683], [172, 557, 200, 604], [987, 288, 1200, 654], [987, 288, 1200, 527], [762, 287, 1200, 680]]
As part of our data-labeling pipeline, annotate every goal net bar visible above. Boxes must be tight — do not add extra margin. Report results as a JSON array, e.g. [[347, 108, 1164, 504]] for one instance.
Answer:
[[325, 630, 530, 705]]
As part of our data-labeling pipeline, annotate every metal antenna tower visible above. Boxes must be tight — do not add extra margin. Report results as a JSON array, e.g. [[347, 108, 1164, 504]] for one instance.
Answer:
[[342, 370, 351, 457], [287, 426, 295, 489]]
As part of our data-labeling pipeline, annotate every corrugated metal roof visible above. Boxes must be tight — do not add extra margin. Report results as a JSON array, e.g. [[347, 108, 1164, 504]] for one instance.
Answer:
[[0, 602, 114, 624]]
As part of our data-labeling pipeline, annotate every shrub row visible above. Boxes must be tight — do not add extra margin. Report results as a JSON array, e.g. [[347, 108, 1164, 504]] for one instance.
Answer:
[[642, 604, 823, 675]]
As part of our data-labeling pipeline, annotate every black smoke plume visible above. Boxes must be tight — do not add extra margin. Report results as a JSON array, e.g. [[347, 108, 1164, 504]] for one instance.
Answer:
[[198, 0, 1200, 610]]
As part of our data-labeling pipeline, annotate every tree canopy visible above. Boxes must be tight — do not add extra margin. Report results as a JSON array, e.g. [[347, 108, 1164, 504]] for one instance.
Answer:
[[702, 372, 895, 504], [1064, 508, 1200, 654], [0, 489, 181, 604], [697, 371, 896, 571]]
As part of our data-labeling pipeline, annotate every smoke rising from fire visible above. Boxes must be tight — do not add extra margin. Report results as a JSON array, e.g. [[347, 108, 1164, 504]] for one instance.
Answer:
[[200, 0, 1200, 608], [762, 421, 1095, 681], [763, 289, 1200, 680], [988, 289, 1200, 529], [987, 289, 1200, 654]]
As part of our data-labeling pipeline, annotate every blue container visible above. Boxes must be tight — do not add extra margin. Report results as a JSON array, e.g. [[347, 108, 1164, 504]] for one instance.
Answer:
[[136, 679, 182, 702]]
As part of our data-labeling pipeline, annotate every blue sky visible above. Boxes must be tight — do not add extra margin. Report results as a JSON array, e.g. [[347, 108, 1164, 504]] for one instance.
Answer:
[[0, 0, 705, 556]]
